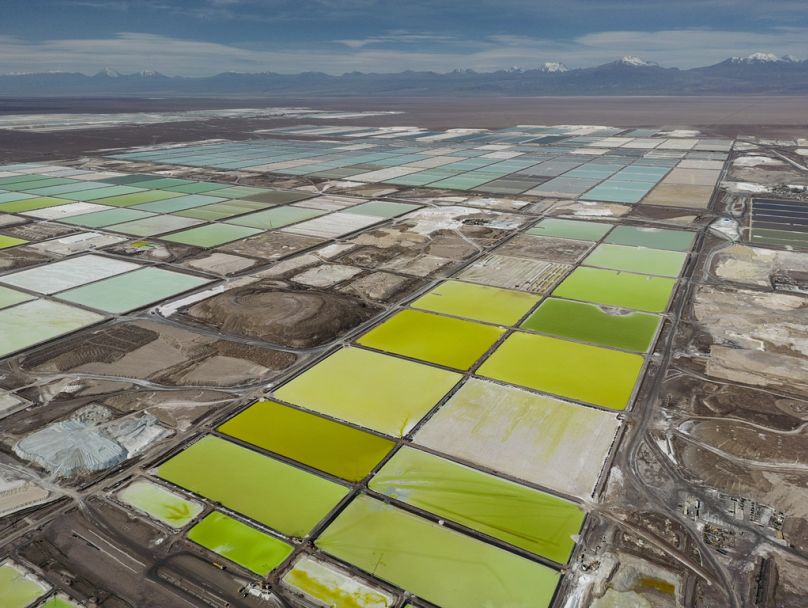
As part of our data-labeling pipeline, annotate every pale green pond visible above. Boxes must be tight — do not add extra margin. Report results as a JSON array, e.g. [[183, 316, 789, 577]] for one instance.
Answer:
[[414, 379, 621, 499], [552, 267, 676, 313], [369, 447, 584, 563], [605, 225, 695, 251], [583, 243, 687, 277], [118, 479, 203, 528], [281, 555, 395, 608], [411, 280, 539, 325], [527, 218, 613, 241], [0, 560, 49, 608], [274, 347, 460, 437]]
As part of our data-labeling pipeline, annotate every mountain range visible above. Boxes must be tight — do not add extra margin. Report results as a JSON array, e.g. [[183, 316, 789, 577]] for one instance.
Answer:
[[1, 54, 807, 96]]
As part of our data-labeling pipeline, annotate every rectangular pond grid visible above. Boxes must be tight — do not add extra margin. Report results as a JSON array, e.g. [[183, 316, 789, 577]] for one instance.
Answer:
[[0, 134, 722, 607]]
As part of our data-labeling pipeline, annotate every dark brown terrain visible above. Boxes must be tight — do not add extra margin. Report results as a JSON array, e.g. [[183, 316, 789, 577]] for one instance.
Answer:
[[1, 96, 807, 163]]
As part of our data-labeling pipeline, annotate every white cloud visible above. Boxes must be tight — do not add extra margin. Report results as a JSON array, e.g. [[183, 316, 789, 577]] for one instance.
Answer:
[[0, 28, 805, 76], [335, 32, 462, 49]]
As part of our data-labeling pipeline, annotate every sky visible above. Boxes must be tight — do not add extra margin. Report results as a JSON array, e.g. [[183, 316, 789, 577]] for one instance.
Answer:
[[1, 0, 807, 75]]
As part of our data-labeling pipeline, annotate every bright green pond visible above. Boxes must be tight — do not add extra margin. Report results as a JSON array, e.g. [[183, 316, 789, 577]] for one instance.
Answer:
[[0, 561, 49, 608], [187, 512, 293, 576], [41, 595, 82, 608], [477, 332, 644, 410], [157, 435, 348, 537], [357, 309, 504, 370], [316, 495, 559, 608], [219, 400, 395, 482], [0, 235, 27, 249], [0, 196, 66, 213]]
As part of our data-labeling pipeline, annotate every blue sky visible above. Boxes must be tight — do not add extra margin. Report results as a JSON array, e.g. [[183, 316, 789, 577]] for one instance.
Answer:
[[1, 0, 807, 74]]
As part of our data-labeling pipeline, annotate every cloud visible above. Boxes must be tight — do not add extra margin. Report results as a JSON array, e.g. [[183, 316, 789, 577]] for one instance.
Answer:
[[0, 28, 805, 76], [335, 32, 462, 49], [64, 0, 130, 10]]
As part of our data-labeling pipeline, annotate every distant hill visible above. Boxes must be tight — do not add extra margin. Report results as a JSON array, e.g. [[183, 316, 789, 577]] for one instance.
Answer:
[[1, 54, 807, 96]]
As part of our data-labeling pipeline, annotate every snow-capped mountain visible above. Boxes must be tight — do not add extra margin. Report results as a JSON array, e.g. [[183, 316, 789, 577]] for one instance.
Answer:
[[617, 56, 659, 67], [90, 68, 168, 81], [2, 55, 807, 96], [538, 62, 568, 73], [730, 53, 800, 64], [95, 68, 122, 78]]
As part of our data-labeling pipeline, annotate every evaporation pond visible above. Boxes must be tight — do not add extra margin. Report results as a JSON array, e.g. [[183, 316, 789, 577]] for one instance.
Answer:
[[370, 446, 584, 563], [226, 206, 325, 229], [605, 225, 695, 251], [552, 266, 676, 312], [357, 309, 504, 370], [348, 200, 420, 218], [187, 512, 293, 576], [219, 400, 395, 482], [274, 347, 460, 436], [118, 479, 203, 528], [281, 555, 396, 608], [583, 243, 687, 277], [57, 267, 211, 313], [157, 435, 348, 536], [316, 495, 559, 608], [0, 253, 137, 294], [477, 332, 643, 410], [0, 286, 33, 310], [41, 596, 83, 608], [522, 298, 661, 352], [0, 560, 50, 608], [414, 379, 620, 499], [0, 235, 27, 249], [411, 280, 539, 325], [161, 223, 262, 247], [0, 300, 104, 358], [527, 218, 613, 241]]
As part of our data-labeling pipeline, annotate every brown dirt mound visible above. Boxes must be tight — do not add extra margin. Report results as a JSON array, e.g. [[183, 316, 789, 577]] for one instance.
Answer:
[[183, 282, 381, 348]]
